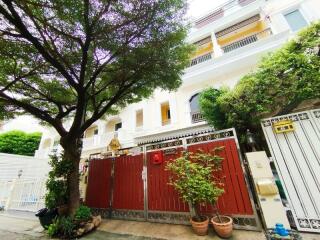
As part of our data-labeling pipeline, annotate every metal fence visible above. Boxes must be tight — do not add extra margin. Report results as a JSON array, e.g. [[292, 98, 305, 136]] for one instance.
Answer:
[[190, 52, 213, 67], [0, 178, 46, 212], [222, 28, 272, 53]]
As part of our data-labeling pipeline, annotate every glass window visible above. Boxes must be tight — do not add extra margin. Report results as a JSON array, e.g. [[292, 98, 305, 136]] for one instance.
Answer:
[[161, 102, 171, 126], [284, 10, 307, 32], [189, 94, 200, 114], [190, 93, 205, 123]]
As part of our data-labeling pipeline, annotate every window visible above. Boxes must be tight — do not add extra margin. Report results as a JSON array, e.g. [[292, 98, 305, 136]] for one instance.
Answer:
[[136, 110, 143, 128], [284, 10, 307, 32], [189, 94, 205, 123], [161, 102, 171, 126], [94, 129, 98, 135], [115, 122, 122, 131]]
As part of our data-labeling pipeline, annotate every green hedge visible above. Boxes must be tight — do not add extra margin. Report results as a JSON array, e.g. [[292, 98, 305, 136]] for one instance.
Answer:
[[0, 130, 42, 156]]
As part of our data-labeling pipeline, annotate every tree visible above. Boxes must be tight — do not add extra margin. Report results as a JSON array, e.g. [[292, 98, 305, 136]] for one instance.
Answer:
[[0, 0, 191, 215], [200, 22, 320, 142], [0, 130, 41, 156]]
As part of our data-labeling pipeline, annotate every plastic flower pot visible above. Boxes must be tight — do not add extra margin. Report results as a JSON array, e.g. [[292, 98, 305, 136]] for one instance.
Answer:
[[35, 208, 58, 229]]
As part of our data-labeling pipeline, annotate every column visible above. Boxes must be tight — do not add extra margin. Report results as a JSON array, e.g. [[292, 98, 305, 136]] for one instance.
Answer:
[[211, 32, 223, 58]]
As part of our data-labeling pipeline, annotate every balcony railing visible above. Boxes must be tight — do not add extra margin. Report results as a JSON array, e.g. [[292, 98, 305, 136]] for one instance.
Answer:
[[191, 112, 205, 123], [190, 52, 213, 67], [194, 0, 257, 28], [222, 28, 272, 53]]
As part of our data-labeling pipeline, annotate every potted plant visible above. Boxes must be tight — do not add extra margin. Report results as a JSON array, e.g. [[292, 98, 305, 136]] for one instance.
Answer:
[[166, 147, 226, 236]]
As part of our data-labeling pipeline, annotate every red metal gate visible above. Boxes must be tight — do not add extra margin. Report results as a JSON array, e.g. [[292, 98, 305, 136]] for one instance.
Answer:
[[147, 148, 188, 212], [86, 158, 112, 209], [113, 154, 144, 210], [187, 139, 253, 216], [85, 128, 260, 230]]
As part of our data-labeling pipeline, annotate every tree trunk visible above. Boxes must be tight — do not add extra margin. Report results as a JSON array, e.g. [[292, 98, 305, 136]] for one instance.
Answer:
[[61, 137, 82, 216], [188, 202, 198, 220]]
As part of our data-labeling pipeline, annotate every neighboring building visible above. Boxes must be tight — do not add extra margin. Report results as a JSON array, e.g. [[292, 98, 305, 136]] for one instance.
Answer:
[[35, 0, 320, 160]]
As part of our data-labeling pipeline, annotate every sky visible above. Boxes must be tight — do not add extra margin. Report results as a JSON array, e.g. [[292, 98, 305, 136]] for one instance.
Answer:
[[1, 0, 228, 134]]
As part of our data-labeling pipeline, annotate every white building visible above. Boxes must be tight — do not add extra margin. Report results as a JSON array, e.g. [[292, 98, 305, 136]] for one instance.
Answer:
[[35, 0, 320, 160]]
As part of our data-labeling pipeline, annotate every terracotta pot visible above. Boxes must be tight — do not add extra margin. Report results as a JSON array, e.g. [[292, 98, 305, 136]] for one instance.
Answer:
[[211, 215, 233, 238], [190, 216, 209, 236]]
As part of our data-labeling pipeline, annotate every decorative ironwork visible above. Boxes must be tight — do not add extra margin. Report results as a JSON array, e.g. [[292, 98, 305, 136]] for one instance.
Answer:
[[232, 216, 259, 230], [191, 112, 205, 123], [262, 112, 310, 128], [190, 52, 212, 67], [216, 14, 260, 37], [222, 28, 272, 53], [112, 209, 145, 221], [146, 140, 183, 151], [186, 130, 234, 144], [298, 218, 311, 228], [148, 212, 190, 225], [298, 113, 309, 120], [90, 208, 110, 219], [194, 0, 258, 29], [314, 110, 320, 118]]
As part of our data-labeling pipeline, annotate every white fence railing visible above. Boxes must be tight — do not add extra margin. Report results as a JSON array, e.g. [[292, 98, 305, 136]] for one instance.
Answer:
[[0, 178, 46, 212]]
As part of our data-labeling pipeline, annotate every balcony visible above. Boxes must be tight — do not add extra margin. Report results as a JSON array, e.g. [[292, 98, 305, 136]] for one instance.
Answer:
[[222, 28, 272, 53], [191, 112, 205, 124], [190, 52, 213, 67], [194, 0, 258, 29]]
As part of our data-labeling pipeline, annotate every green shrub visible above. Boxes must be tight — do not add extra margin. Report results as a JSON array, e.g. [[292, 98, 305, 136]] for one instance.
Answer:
[[47, 216, 75, 238], [75, 205, 92, 221], [47, 219, 59, 238], [45, 153, 71, 209], [0, 130, 41, 156], [59, 216, 75, 237]]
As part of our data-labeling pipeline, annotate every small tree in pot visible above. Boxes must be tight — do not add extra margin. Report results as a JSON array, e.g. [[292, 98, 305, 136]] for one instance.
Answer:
[[166, 147, 226, 236]]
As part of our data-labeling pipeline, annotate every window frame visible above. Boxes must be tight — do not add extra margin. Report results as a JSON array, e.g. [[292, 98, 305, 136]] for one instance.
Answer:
[[283, 8, 308, 32]]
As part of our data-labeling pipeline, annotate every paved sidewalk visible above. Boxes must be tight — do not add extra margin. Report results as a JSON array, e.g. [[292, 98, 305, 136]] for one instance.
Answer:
[[0, 211, 319, 240]]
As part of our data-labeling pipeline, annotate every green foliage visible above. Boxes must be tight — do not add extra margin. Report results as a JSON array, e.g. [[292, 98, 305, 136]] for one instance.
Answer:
[[0, 130, 41, 156], [74, 205, 92, 221], [47, 216, 75, 238], [200, 22, 320, 139], [47, 218, 59, 238], [59, 216, 75, 237], [45, 153, 71, 209], [0, 0, 191, 125], [166, 148, 224, 218], [0, 1, 191, 214]]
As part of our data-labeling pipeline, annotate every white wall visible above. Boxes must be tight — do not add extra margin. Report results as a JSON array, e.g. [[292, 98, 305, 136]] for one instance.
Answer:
[[0, 153, 50, 181]]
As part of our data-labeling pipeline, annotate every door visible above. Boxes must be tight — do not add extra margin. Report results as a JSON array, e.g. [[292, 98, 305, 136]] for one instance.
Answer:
[[262, 109, 320, 232], [112, 154, 144, 220], [86, 158, 112, 209]]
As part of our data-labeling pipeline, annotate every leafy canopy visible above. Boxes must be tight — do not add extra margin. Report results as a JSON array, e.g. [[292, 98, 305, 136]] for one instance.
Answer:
[[200, 22, 320, 136], [0, 0, 191, 140], [0, 130, 41, 156]]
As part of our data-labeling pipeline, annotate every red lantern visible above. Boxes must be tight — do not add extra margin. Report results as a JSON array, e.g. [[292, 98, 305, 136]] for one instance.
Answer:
[[152, 152, 163, 165]]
